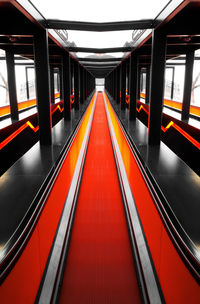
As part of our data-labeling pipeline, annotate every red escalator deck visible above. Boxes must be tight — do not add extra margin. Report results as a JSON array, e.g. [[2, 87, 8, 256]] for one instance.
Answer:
[[58, 93, 142, 303]]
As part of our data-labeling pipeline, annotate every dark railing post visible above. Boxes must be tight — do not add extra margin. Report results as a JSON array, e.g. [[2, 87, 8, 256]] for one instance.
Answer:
[[34, 29, 52, 145], [50, 65, 55, 104], [6, 50, 19, 120], [62, 52, 71, 120], [129, 53, 138, 120], [74, 61, 79, 110], [25, 66, 30, 100], [146, 65, 150, 104], [120, 61, 126, 110], [181, 49, 195, 121], [148, 29, 166, 145]]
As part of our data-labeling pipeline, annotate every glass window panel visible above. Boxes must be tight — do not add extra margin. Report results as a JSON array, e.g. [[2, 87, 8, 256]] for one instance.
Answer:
[[67, 30, 133, 48], [0, 49, 9, 108], [166, 57, 185, 102], [164, 67, 173, 99], [73, 52, 129, 59], [27, 67, 36, 100], [15, 66, 27, 102], [31, 0, 170, 22], [191, 49, 200, 108]]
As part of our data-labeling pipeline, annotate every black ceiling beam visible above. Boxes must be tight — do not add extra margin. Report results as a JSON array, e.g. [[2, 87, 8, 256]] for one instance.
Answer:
[[0, 56, 30, 60], [14, 62, 34, 66], [170, 56, 200, 60], [80, 61, 120, 65], [68, 47, 132, 53], [78, 57, 123, 62], [166, 62, 185, 66], [86, 67, 113, 70], [84, 65, 115, 69], [82, 63, 118, 67], [47, 19, 154, 31]]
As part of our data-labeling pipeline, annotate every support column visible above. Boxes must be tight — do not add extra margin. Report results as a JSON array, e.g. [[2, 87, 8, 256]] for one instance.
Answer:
[[59, 66, 63, 100], [148, 29, 166, 145], [25, 67, 30, 100], [50, 66, 55, 104], [70, 60, 74, 95], [80, 66, 84, 104], [171, 67, 175, 100], [129, 53, 138, 120], [114, 69, 117, 101], [34, 29, 52, 145], [181, 49, 195, 121], [62, 52, 71, 120], [120, 61, 126, 109], [74, 61, 79, 110], [6, 50, 19, 120], [116, 67, 120, 104], [137, 67, 141, 100], [126, 60, 130, 95], [146, 65, 150, 104], [85, 70, 87, 99]]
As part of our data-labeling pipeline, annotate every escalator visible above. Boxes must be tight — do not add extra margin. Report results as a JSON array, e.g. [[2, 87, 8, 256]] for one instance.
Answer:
[[37, 92, 162, 303], [57, 93, 142, 303], [1, 92, 199, 303]]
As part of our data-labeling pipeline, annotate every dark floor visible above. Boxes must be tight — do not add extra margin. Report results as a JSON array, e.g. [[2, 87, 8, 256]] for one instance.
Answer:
[[0, 99, 90, 248], [109, 98, 200, 257]]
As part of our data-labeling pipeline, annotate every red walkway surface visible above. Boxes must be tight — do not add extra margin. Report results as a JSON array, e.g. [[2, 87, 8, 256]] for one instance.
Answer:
[[58, 93, 141, 303]]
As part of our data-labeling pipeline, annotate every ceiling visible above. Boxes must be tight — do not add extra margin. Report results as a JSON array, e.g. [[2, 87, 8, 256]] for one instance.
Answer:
[[1, 0, 200, 78]]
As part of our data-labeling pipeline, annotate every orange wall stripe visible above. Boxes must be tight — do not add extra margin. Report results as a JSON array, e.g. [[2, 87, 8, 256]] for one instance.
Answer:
[[0, 93, 62, 117], [0, 104, 63, 150], [161, 121, 200, 149], [51, 104, 63, 115], [0, 121, 38, 150], [137, 104, 149, 114], [0, 105, 11, 116], [141, 92, 200, 117]]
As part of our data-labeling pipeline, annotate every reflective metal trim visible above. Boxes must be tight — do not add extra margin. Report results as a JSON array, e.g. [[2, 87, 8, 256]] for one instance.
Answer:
[[38, 92, 97, 304], [103, 92, 162, 304]]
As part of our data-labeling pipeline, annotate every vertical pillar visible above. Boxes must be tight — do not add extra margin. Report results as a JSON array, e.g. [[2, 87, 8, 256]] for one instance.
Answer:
[[120, 61, 126, 109], [50, 66, 55, 104], [80, 66, 84, 104], [74, 61, 79, 110], [146, 65, 150, 104], [137, 66, 141, 100], [114, 69, 117, 101], [127, 60, 130, 95], [85, 70, 87, 100], [62, 52, 71, 120], [181, 49, 195, 121], [6, 50, 19, 120], [141, 71, 144, 94], [56, 71, 59, 93], [34, 29, 52, 145], [116, 67, 120, 104], [59, 66, 63, 100], [129, 53, 138, 120], [25, 67, 30, 100], [148, 29, 166, 145], [171, 66, 175, 100], [82, 68, 85, 101], [70, 59, 73, 95]]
